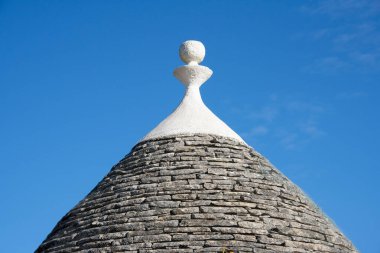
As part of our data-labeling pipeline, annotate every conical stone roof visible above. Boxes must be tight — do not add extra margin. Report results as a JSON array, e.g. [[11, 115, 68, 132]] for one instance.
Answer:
[[37, 41, 357, 253]]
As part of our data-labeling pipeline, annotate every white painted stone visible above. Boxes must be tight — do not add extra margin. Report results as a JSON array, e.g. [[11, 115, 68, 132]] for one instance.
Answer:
[[179, 40, 205, 65], [142, 40, 245, 143]]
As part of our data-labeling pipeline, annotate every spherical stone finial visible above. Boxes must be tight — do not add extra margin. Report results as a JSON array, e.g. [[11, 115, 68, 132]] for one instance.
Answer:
[[179, 40, 206, 65]]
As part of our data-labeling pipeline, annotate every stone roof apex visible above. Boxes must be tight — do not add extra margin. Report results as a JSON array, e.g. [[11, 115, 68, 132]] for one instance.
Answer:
[[142, 40, 245, 143]]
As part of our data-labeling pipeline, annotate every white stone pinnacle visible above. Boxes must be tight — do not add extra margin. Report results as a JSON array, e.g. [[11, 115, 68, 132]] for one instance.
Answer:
[[142, 40, 245, 143], [179, 40, 205, 65]]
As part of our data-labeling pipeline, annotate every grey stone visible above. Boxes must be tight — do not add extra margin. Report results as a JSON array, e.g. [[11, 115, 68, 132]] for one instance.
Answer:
[[36, 134, 358, 253]]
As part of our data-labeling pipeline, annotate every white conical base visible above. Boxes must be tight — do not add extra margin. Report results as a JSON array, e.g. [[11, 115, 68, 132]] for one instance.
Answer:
[[142, 69, 244, 143]]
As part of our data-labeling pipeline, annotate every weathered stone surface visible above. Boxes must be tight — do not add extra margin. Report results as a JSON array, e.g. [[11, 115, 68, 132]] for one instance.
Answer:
[[36, 134, 357, 252]]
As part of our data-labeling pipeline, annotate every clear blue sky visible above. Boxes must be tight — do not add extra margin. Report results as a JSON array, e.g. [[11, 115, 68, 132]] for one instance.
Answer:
[[1, 1, 379, 252]]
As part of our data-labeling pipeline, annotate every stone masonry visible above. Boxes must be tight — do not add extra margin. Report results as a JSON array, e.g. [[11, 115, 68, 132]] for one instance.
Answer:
[[36, 134, 358, 252]]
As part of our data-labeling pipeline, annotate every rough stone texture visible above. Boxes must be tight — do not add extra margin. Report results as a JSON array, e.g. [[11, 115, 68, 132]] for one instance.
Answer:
[[179, 40, 205, 65], [36, 134, 357, 253]]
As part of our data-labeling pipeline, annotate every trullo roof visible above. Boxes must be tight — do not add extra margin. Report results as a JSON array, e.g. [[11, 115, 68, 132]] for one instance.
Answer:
[[36, 40, 358, 253]]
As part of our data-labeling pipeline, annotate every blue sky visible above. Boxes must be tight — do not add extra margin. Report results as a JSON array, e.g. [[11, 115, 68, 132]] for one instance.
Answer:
[[1, 1, 379, 252]]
